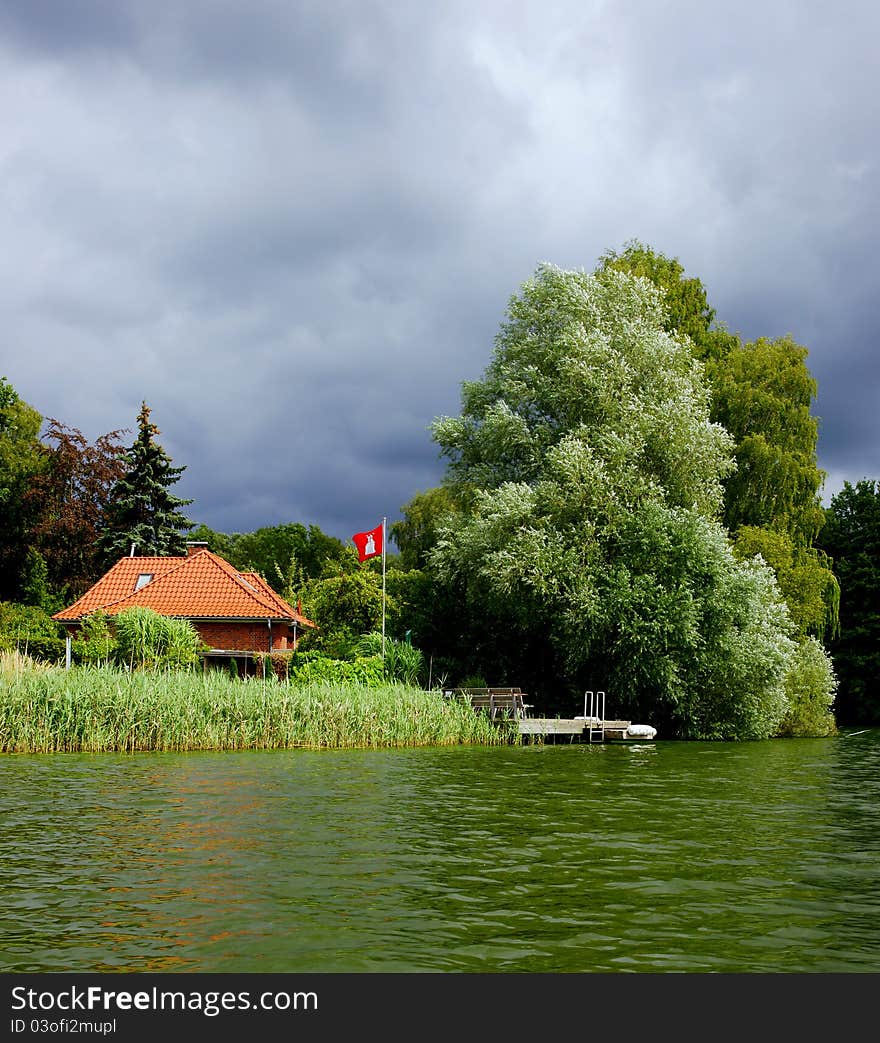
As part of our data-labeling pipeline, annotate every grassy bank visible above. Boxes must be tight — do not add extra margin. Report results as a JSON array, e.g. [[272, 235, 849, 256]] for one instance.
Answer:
[[0, 654, 513, 753]]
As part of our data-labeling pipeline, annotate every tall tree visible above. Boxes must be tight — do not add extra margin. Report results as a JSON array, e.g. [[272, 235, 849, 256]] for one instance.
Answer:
[[429, 263, 822, 738], [23, 420, 126, 599], [598, 239, 736, 360], [818, 480, 880, 724], [0, 377, 44, 600], [390, 487, 464, 571], [596, 244, 838, 640], [711, 335, 826, 543], [99, 402, 194, 563]]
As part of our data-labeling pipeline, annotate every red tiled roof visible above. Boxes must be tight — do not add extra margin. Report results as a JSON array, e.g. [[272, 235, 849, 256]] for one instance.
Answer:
[[53, 550, 315, 627], [240, 572, 306, 618], [53, 556, 183, 621]]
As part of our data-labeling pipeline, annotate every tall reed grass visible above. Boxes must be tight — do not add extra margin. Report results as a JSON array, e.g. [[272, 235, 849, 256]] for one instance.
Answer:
[[0, 658, 515, 753]]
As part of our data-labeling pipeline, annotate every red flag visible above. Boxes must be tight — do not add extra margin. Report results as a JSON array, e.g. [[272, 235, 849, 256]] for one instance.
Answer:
[[352, 522, 383, 562]]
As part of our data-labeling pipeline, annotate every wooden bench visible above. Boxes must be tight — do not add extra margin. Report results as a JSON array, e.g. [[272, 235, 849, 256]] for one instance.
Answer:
[[450, 686, 532, 721]]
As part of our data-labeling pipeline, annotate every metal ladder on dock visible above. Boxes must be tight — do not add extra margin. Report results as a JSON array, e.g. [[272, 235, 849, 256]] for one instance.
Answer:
[[584, 690, 605, 743]]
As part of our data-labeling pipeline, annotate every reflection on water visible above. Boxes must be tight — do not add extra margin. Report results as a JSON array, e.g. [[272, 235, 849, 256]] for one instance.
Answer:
[[1, 730, 879, 972]]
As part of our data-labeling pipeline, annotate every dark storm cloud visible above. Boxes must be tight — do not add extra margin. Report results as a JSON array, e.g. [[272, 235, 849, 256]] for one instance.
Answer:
[[0, 0, 138, 54], [1, 0, 877, 542]]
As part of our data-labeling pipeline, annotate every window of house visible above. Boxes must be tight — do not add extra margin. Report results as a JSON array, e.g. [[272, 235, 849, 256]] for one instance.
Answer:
[[135, 573, 154, 591]]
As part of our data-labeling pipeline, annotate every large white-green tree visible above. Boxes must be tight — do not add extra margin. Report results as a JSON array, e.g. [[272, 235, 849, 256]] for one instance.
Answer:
[[598, 242, 839, 642], [428, 264, 833, 738]]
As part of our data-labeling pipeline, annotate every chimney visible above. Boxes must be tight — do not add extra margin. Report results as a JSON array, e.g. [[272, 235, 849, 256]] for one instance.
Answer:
[[186, 542, 209, 556]]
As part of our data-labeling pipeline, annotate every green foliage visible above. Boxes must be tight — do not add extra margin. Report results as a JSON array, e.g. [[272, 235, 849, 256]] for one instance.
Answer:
[[710, 336, 826, 545], [254, 650, 295, 681], [459, 674, 488, 690], [391, 487, 464, 570], [99, 402, 194, 564], [353, 632, 385, 657], [382, 564, 503, 695], [382, 640, 424, 685], [434, 264, 735, 517], [355, 632, 425, 685], [19, 548, 65, 614], [71, 611, 117, 666], [428, 263, 828, 738], [775, 637, 838, 737], [187, 521, 348, 593], [596, 246, 836, 643], [596, 239, 736, 360], [590, 508, 799, 739], [300, 561, 392, 656], [383, 565, 427, 628], [0, 601, 66, 663], [287, 651, 387, 688], [733, 527, 839, 640], [0, 382, 128, 604], [818, 480, 880, 724], [0, 377, 44, 601], [113, 607, 202, 670]]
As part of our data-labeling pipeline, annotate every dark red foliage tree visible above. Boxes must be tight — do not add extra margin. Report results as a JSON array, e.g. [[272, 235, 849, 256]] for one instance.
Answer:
[[24, 420, 128, 599]]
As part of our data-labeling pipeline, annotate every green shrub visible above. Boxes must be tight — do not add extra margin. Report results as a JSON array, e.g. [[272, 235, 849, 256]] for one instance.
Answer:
[[71, 611, 117, 665], [113, 607, 202, 670], [384, 639, 423, 685], [354, 632, 424, 685], [0, 602, 66, 663], [288, 652, 386, 688], [776, 637, 838, 737], [354, 632, 384, 658]]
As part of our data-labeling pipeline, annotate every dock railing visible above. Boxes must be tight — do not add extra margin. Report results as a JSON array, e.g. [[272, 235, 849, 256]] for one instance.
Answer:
[[583, 690, 605, 743]]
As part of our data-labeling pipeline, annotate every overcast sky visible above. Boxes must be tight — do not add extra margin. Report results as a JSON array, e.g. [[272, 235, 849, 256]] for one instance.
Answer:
[[1, 0, 877, 546]]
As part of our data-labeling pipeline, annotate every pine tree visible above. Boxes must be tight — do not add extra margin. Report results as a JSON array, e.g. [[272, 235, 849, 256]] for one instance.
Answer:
[[99, 402, 194, 563]]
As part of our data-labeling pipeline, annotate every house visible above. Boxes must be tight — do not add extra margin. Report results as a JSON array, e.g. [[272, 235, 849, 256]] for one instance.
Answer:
[[52, 542, 316, 673]]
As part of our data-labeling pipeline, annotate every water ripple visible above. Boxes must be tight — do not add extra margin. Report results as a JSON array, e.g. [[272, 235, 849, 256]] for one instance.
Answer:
[[2, 731, 879, 972]]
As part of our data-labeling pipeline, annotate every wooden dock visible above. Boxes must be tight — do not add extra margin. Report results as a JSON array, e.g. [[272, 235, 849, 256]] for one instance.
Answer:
[[517, 718, 654, 742], [448, 687, 656, 743]]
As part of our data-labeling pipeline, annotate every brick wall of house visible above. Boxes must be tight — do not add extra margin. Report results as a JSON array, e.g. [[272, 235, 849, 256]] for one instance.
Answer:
[[195, 621, 286, 652]]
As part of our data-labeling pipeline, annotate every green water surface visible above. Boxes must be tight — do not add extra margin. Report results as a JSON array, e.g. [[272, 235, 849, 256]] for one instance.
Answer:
[[2, 729, 878, 972]]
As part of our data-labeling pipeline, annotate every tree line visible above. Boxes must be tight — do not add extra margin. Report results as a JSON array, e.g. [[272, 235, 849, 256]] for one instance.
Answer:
[[1, 243, 877, 731]]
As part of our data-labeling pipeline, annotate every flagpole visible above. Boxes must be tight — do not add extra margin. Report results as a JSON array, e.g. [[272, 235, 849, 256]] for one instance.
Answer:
[[381, 516, 387, 660]]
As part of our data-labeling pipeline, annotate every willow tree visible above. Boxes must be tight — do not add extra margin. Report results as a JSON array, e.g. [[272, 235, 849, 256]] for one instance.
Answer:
[[428, 264, 830, 739], [597, 243, 838, 641], [598, 240, 735, 360]]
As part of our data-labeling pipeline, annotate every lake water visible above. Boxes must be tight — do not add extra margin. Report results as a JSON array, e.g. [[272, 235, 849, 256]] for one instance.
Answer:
[[2, 729, 878, 973]]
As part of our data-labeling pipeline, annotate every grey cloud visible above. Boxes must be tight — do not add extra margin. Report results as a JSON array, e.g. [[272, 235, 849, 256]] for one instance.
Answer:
[[0, 0, 139, 54], [1, 0, 878, 543]]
